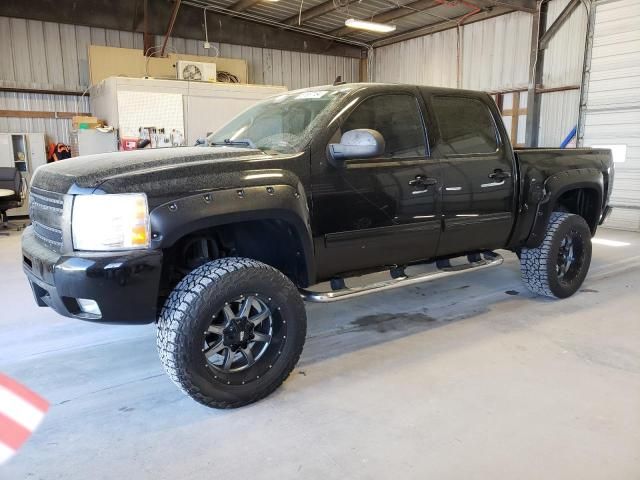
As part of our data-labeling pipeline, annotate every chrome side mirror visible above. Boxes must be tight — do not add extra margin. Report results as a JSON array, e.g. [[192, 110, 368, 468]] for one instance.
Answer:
[[327, 129, 385, 166]]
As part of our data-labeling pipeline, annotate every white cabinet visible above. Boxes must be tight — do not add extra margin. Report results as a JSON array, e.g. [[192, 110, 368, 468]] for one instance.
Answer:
[[70, 129, 119, 157], [91, 77, 287, 147], [0, 132, 47, 216], [0, 134, 13, 168], [28, 134, 47, 174]]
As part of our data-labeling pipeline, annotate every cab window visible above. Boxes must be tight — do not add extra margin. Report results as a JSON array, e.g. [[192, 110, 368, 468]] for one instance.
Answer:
[[341, 94, 427, 158], [432, 96, 498, 155]]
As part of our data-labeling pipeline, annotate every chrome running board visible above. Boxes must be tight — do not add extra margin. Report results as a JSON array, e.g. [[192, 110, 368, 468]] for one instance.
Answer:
[[300, 251, 503, 303]]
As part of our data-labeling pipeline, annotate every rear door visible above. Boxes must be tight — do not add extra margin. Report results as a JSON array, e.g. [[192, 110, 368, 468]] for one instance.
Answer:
[[311, 89, 442, 279], [426, 93, 516, 256]]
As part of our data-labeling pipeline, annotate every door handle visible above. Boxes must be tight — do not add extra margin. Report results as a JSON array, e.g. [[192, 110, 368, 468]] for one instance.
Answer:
[[409, 175, 438, 195], [408, 175, 438, 187], [488, 169, 511, 181]]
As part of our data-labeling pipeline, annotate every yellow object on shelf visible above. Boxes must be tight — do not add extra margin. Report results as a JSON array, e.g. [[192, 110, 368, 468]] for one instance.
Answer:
[[72, 116, 101, 129]]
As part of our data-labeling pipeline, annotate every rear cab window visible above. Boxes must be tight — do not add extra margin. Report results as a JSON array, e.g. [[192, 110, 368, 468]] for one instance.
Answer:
[[431, 96, 499, 155]]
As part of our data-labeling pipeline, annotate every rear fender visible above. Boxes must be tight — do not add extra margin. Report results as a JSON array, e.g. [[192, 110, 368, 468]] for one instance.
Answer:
[[525, 168, 603, 248]]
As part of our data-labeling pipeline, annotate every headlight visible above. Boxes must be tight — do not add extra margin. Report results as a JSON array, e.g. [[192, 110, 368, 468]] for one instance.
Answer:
[[72, 193, 150, 251]]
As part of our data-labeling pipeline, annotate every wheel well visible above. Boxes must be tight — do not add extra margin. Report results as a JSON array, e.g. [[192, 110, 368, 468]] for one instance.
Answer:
[[158, 219, 310, 303], [555, 188, 600, 233]]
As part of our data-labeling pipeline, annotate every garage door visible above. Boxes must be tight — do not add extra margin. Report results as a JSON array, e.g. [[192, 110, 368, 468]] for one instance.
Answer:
[[582, 0, 640, 231]]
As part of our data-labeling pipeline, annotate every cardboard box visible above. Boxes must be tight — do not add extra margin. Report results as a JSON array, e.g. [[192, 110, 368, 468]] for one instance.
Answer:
[[72, 116, 101, 129]]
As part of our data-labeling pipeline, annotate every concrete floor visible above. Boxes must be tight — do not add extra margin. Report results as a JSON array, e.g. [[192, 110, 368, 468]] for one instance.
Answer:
[[1, 228, 639, 480]]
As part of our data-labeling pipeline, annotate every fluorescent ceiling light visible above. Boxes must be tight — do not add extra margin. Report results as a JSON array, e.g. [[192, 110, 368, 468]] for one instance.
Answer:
[[345, 18, 396, 33]]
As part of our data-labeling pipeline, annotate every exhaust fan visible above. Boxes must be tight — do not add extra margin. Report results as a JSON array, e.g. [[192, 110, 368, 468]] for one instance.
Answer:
[[176, 61, 217, 82]]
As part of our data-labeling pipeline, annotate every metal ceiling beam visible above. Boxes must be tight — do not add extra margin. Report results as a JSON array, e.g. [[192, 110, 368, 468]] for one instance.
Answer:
[[159, 0, 182, 56], [143, 0, 155, 56], [330, 0, 442, 37], [285, 0, 535, 29], [493, 0, 537, 13], [539, 0, 580, 49], [370, 5, 513, 47], [229, 0, 263, 12], [284, 0, 359, 26], [0, 0, 364, 57]]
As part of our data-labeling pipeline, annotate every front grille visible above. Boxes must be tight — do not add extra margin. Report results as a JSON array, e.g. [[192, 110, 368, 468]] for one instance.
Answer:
[[29, 187, 65, 252]]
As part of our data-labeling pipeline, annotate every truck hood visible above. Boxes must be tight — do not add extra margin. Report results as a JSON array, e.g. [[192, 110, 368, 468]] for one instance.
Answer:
[[32, 146, 265, 193]]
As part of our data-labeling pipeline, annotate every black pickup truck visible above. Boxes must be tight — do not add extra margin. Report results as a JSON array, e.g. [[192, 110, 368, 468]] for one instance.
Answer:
[[22, 83, 614, 408]]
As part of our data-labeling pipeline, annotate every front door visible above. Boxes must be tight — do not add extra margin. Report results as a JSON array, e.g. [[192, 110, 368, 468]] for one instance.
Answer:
[[311, 91, 442, 280]]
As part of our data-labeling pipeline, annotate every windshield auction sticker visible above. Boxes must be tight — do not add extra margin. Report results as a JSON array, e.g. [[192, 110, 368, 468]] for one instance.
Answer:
[[295, 91, 328, 99]]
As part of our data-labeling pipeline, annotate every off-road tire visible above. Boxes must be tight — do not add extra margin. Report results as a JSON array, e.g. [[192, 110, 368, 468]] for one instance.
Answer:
[[520, 212, 592, 298], [157, 257, 307, 408]]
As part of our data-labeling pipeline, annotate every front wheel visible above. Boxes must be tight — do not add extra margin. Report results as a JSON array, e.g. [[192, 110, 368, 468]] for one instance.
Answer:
[[520, 212, 592, 298], [157, 257, 307, 408]]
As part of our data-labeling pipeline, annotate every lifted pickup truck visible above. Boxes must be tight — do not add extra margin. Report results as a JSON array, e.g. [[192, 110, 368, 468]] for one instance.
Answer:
[[22, 83, 613, 408]]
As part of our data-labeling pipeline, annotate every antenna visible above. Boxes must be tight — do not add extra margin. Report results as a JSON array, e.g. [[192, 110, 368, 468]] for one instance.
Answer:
[[333, 75, 346, 86]]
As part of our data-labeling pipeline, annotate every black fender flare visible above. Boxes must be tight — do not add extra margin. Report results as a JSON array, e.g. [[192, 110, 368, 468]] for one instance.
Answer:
[[149, 184, 315, 286], [525, 168, 603, 248]]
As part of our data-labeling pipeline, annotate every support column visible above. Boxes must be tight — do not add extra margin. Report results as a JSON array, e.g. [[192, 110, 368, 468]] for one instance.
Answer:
[[524, 0, 548, 147], [577, 1, 596, 147], [143, 0, 155, 56]]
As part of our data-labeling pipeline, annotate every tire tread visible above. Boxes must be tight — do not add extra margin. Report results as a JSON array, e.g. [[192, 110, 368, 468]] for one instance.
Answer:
[[520, 212, 589, 298], [156, 257, 305, 409]]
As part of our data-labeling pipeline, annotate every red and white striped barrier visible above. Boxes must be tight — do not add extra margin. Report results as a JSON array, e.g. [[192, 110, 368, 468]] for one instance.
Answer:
[[0, 373, 49, 464]]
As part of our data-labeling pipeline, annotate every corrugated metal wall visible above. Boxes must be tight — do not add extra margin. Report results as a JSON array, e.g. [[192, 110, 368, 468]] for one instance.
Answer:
[[542, 0, 587, 87], [460, 12, 532, 91], [582, 0, 640, 231], [373, 29, 458, 87], [0, 3, 592, 148], [374, 11, 533, 91], [538, 0, 588, 147], [374, 3, 589, 148], [0, 93, 91, 146], [0, 16, 360, 144], [155, 35, 360, 89], [539, 89, 580, 147]]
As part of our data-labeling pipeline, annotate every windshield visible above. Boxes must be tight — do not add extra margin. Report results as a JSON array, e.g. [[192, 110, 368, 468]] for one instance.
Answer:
[[207, 88, 351, 153]]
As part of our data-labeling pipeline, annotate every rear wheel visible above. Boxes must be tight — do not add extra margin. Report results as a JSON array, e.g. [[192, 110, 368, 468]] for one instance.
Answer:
[[157, 257, 306, 408], [520, 212, 592, 298]]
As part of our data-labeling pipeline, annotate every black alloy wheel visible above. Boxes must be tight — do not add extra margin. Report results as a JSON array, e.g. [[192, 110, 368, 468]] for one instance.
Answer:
[[556, 229, 585, 285], [202, 294, 286, 384], [157, 257, 307, 408]]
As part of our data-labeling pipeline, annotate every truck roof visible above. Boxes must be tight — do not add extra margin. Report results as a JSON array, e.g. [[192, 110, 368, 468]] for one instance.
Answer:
[[284, 82, 491, 100]]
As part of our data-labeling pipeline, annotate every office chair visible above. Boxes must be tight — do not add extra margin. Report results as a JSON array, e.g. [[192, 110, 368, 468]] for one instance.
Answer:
[[0, 167, 27, 236]]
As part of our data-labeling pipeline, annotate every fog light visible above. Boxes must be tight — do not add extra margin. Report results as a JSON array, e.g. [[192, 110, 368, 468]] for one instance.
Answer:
[[77, 298, 101, 316]]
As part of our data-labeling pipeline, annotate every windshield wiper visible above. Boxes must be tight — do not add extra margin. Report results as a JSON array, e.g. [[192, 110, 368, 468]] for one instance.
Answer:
[[209, 138, 256, 148]]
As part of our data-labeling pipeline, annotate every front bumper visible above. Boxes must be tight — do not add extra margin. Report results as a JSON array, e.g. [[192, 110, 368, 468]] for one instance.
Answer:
[[21, 227, 163, 324]]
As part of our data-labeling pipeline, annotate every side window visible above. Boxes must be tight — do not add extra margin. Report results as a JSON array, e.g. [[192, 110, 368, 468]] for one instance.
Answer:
[[432, 96, 498, 155], [341, 94, 426, 158]]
